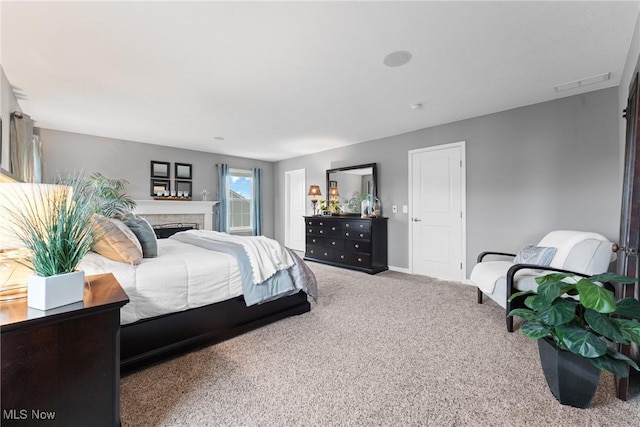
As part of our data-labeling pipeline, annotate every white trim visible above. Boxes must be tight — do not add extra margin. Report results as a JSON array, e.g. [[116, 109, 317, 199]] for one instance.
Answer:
[[133, 200, 219, 230], [227, 169, 254, 230], [388, 265, 411, 274], [284, 169, 306, 251], [407, 141, 467, 280]]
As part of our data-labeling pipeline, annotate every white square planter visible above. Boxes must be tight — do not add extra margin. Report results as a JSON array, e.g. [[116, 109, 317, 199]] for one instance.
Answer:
[[27, 271, 85, 310]]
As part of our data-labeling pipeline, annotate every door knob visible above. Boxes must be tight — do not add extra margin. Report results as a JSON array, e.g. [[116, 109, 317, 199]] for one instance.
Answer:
[[412, 218, 422, 222]]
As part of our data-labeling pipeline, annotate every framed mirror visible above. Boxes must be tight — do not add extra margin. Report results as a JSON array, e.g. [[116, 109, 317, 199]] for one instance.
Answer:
[[175, 180, 192, 198], [150, 179, 170, 196], [151, 160, 170, 178], [175, 162, 192, 180], [326, 163, 377, 214]]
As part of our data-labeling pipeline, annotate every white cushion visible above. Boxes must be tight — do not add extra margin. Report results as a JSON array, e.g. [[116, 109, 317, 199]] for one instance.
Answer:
[[537, 230, 611, 269], [472, 230, 615, 309], [470, 260, 513, 294], [470, 260, 542, 296]]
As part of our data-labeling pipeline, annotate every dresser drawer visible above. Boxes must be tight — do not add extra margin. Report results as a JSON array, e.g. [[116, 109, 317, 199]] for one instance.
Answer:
[[336, 252, 371, 266], [344, 230, 370, 240], [307, 236, 324, 246], [307, 226, 330, 236], [324, 238, 344, 250], [307, 246, 334, 261], [343, 221, 371, 231], [346, 240, 370, 252], [326, 223, 341, 236]]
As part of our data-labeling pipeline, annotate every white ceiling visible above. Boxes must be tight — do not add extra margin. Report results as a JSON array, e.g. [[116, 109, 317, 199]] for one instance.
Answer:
[[2, 1, 639, 162]]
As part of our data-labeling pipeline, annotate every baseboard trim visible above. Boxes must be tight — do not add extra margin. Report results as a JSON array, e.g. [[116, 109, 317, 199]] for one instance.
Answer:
[[388, 265, 411, 274]]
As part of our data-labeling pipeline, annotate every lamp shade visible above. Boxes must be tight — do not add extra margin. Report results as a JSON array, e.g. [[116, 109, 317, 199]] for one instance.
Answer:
[[329, 187, 340, 198], [0, 183, 73, 250], [308, 185, 321, 197]]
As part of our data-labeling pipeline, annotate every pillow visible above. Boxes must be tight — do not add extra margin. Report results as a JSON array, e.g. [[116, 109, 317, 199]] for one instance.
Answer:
[[122, 213, 158, 258], [91, 214, 143, 264], [514, 245, 557, 266]]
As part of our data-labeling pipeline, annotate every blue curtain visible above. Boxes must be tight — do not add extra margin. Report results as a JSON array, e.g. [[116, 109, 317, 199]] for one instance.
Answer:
[[216, 163, 229, 233], [252, 168, 262, 236]]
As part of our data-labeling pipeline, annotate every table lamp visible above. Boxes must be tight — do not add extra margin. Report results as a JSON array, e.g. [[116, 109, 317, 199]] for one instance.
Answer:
[[308, 185, 321, 215]]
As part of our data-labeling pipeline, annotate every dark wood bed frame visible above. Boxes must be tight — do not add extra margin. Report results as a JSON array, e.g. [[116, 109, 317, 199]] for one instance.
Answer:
[[120, 291, 310, 371]]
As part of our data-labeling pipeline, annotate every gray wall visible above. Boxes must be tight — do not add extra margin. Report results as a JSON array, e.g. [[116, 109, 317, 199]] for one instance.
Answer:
[[40, 129, 276, 238], [275, 87, 621, 274]]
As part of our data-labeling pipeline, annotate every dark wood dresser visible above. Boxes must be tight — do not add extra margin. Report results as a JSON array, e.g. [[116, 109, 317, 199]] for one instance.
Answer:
[[1, 273, 129, 426], [304, 216, 388, 274]]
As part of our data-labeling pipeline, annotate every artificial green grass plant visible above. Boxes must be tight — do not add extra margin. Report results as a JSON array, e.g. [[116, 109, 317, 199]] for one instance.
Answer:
[[2, 183, 95, 277]]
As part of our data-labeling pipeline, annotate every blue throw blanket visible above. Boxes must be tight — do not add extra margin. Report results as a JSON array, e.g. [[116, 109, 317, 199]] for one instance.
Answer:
[[170, 232, 317, 306]]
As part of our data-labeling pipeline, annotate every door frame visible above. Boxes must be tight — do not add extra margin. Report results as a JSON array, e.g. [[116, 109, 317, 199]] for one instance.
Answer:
[[284, 168, 306, 251], [408, 141, 466, 279]]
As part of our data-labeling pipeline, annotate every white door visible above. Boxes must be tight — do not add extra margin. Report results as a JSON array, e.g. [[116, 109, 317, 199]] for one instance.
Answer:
[[409, 142, 466, 280], [284, 169, 306, 251]]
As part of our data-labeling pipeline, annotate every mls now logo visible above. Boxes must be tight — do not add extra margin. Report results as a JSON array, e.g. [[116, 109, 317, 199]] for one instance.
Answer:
[[3, 409, 56, 420]]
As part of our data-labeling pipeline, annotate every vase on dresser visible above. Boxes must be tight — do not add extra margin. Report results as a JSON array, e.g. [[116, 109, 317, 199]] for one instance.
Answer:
[[27, 270, 85, 310]]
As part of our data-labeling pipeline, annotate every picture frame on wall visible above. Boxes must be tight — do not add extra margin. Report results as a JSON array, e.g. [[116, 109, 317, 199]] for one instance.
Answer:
[[175, 163, 192, 180], [150, 179, 170, 196], [175, 180, 192, 198], [329, 180, 337, 188], [151, 160, 170, 178]]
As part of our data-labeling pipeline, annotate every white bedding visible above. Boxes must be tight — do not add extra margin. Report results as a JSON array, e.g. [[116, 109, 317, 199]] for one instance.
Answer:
[[79, 239, 243, 325]]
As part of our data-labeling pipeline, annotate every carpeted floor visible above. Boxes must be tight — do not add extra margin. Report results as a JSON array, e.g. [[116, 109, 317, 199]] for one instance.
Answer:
[[120, 262, 640, 426]]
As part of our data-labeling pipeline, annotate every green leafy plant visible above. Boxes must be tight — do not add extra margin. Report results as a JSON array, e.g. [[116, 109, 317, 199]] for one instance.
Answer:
[[2, 184, 95, 277], [509, 272, 640, 377], [318, 198, 342, 213], [347, 191, 370, 213], [61, 172, 135, 219]]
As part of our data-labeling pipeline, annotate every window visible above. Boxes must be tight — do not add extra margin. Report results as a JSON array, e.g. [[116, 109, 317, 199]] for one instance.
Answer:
[[227, 169, 253, 232]]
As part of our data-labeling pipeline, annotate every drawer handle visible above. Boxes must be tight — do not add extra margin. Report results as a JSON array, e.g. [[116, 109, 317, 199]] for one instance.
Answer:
[[345, 232, 350, 237], [332, 241, 336, 245], [324, 252, 328, 256], [355, 244, 360, 249], [320, 222, 324, 226], [359, 233, 364, 238], [345, 224, 350, 228], [310, 250, 314, 253], [312, 239, 316, 243], [332, 227, 336, 231], [357, 258, 362, 262], [320, 230, 324, 234], [340, 255, 345, 259], [359, 224, 364, 228]]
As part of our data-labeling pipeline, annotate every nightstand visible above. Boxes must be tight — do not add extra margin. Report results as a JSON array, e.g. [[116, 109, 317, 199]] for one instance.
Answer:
[[1, 273, 129, 426]]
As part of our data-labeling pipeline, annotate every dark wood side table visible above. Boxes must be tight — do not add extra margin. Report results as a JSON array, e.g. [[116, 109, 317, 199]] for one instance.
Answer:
[[1, 273, 129, 426]]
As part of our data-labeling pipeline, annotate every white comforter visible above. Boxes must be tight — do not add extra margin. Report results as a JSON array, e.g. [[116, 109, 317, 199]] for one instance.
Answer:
[[181, 230, 294, 284], [79, 239, 242, 325]]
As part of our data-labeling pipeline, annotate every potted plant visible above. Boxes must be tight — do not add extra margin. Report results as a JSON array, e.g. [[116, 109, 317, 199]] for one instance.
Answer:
[[62, 172, 135, 218], [0, 183, 96, 310], [318, 198, 342, 214], [509, 272, 640, 408]]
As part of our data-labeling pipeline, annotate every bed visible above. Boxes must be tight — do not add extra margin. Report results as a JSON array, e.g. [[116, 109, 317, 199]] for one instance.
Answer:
[[79, 229, 316, 370]]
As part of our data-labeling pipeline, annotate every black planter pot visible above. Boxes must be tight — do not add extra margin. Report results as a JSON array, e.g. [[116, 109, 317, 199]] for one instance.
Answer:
[[538, 337, 601, 408]]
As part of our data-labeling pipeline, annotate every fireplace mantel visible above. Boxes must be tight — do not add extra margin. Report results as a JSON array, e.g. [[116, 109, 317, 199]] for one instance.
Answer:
[[133, 200, 219, 230]]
